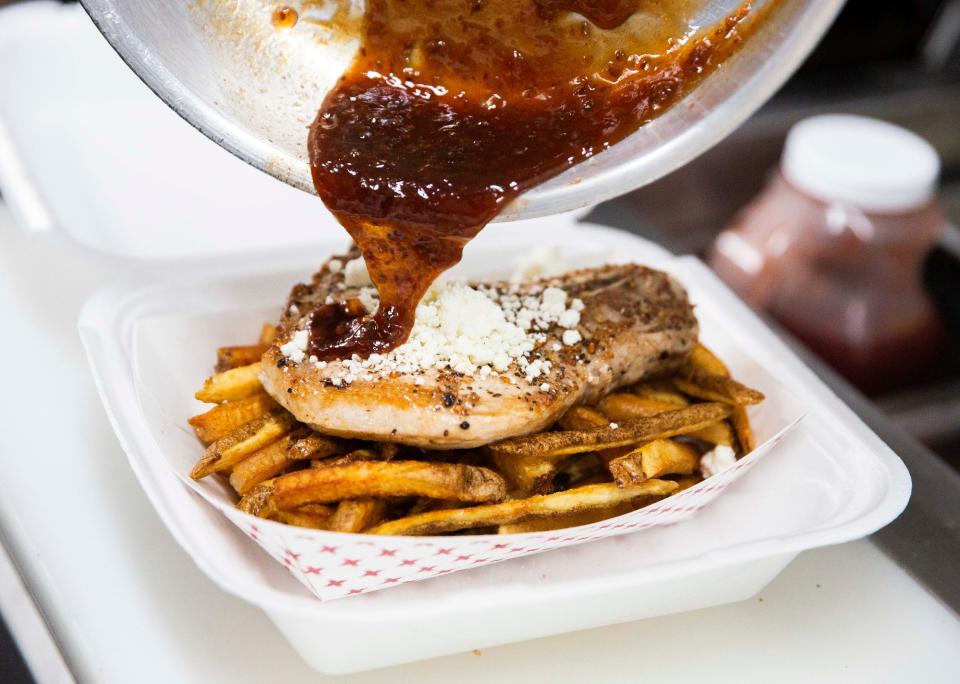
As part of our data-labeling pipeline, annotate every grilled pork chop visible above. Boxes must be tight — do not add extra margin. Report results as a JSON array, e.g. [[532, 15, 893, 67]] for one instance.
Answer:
[[260, 253, 698, 448]]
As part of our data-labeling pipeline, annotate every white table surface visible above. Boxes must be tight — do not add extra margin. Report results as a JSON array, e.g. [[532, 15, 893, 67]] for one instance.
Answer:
[[1, 202, 959, 684]]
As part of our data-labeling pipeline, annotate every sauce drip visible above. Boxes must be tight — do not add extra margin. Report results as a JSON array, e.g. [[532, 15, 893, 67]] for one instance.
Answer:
[[307, 0, 761, 360], [272, 5, 298, 28]]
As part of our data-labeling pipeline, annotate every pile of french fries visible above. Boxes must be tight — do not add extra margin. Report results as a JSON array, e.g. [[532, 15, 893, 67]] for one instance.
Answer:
[[187, 323, 764, 536]]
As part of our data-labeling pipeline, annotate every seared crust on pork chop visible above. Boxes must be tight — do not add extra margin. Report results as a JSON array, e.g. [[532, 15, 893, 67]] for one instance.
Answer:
[[260, 253, 698, 448]]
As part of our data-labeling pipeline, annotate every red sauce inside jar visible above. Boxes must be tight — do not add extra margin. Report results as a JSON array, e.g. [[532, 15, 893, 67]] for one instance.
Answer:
[[710, 167, 948, 396]]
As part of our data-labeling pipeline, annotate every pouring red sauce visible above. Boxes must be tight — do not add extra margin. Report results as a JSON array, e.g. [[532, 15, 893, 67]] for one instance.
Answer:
[[304, 0, 764, 360]]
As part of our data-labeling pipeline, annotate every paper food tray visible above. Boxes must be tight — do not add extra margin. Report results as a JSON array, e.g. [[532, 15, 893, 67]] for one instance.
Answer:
[[129, 248, 803, 601]]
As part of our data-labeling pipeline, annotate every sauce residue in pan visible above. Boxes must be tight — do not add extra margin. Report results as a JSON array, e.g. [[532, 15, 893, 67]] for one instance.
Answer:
[[304, 0, 764, 360]]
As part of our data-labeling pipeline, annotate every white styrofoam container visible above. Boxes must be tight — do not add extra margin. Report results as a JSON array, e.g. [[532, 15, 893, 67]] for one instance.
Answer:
[[79, 222, 910, 674]]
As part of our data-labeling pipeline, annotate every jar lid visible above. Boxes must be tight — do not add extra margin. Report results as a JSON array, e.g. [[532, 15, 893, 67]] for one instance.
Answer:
[[781, 114, 940, 213]]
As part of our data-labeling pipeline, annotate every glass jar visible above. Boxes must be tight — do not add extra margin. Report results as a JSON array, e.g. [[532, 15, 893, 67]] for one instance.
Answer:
[[709, 115, 948, 395]]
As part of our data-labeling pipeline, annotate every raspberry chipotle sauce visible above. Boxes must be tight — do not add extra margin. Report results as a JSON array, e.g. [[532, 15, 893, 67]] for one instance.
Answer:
[[305, 0, 766, 360]]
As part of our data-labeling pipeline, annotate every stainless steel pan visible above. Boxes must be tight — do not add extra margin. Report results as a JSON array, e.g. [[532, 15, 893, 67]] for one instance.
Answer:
[[79, 0, 845, 220]]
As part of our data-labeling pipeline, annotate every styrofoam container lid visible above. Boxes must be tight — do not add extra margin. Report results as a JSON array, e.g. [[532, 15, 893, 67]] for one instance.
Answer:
[[0, 3, 337, 261], [781, 114, 940, 214]]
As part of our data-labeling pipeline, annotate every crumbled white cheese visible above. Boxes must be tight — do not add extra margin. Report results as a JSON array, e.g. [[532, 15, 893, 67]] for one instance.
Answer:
[[357, 287, 380, 315], [299, 275, 589, 385], [316, 282, 535, 382], [541, 287, 568, 316], [570, 298, 584, 312], [511, 245, 567, 282], [288, 304, 300, 316], [609, 422, 619, 429], [344, 258, 372, 287], [327, 259, 343, 274], [700, 445, 737, 478], [524, 358, 547, 382], [484, 285, 582, 336], [558, 308, 580, 328], [279, 329, 309, 363]]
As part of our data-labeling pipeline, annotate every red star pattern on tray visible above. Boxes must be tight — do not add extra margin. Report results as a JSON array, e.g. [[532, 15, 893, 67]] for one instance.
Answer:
[[214, 427, 792, 601]]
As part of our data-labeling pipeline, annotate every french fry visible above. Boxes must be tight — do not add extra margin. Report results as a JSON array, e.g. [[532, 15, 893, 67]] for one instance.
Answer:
[[216, 344, 268, 372], [688, 420, 736, 447], [687, 344, 756, 453], [490, 451, 555, 495], [237, 480, 277, 517], [730, 408, 755, 453], [273, 461, 507, 509], [190, 409, 294, 479], [271, 509, 332, 529], [369, 480, 679, 536], [259, 323, 279, 346], [298, 503, 336, 516], [312, 448, 380, 468], [689, 342, 730, 376], [574, 472, 616, 487], [327, 499, 388, 533], [187, 392, 277, 444], [489, 403, 732, 460], [673, 366, 764, 407], [229, 431, 341, 495], [376, 442, 401, 460], [558, 406, 629, 469], [669, 474, 703, 492], [287, 433, 345, 461], [490, 403, 730, 493], [406, 498, 461, 516], [628, 381, 690, 408], [237, 480, 352, 530], [238, 484, 337, 527], [558, 406, 608, 430], [607, 439, 699, 486], [597, 393, 685, 421], [554, 453, 605, 488], [497, 503, 635, 534], [229, 435, 296, 494], [195, 362, 263, 403], [592, 444, 634, 467]]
